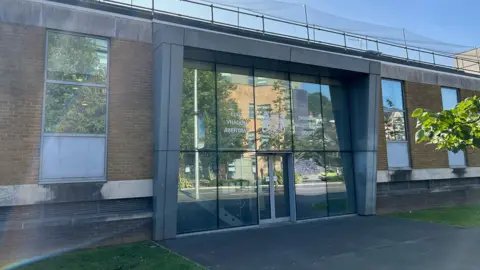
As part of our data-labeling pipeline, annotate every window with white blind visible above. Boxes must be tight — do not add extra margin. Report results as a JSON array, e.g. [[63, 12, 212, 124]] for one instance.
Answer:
[[441, 87, 466, 167], [382, 79, 410, 168]]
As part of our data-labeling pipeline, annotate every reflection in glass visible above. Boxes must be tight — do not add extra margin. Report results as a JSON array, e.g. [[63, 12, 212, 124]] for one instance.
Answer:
[[181, 61, 216, 150], [273, 156, 290, 218], [383, 111, 407, 141], [44, 83, 107, 134], [325, 152, 355, 216], [47, 32, 108, 84], [217, 65, 255, 150], [322, 83, 351, 151], [177, 59, 359, 231], [291, 74, 323, 150], [258, 155, 271, 219], [177, 152, 218, 234], [258, 155, 290, 220], [218, 152, 258, 228], [255, 70, 292, 150], [441, 87, 458, 110], [381, 80, 404, 110], [294, 152, 327, 220]]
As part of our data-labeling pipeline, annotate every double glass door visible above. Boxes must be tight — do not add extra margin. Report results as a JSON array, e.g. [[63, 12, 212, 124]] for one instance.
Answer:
[[258, 155, 290, 223]]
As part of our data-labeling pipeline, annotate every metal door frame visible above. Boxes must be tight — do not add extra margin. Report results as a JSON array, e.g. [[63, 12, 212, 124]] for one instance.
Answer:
[[258, 153, 296, 224]]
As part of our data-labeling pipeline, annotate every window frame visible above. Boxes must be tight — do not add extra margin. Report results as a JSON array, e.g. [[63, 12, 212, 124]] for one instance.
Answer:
[[381, 79, 411, 169], [39, 30, 110, 184], [441, 87, 467, 168]]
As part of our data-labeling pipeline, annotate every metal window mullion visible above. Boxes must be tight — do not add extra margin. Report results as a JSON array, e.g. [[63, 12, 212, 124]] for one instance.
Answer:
[[44, 133, 107, 138], [213, 62, 220, 230], [39, 30, 50, 182], [46, 79, 107, 88]]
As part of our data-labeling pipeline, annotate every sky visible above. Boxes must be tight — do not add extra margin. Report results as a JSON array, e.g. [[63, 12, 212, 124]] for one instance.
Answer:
[[126, 0, 480, 51], [306, 0, 479, 48]]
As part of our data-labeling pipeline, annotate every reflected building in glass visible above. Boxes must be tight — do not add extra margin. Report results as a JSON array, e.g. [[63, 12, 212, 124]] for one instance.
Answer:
[[177, 60, 356, 233]]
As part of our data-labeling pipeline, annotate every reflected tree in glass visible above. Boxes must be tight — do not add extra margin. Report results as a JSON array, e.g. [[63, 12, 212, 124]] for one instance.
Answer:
[[257, 79, 292, 150], [47, 32, 107, 84], [294, 152, 328, 220], [45, 33, 108, 134], [177, 152, 218, 233], [44, 84, 107, 134], [180, 65, 251, 193]]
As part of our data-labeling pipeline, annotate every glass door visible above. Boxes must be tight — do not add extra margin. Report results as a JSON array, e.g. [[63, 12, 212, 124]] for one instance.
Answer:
[[258, 155, 290, 223]]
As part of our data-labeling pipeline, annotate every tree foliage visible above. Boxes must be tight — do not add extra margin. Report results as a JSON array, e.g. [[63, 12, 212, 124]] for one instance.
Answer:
[[413, 96, 480, 153]]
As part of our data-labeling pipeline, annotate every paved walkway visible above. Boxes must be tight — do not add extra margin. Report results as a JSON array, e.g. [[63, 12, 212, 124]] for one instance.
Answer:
[[162, 216, 480, 270]]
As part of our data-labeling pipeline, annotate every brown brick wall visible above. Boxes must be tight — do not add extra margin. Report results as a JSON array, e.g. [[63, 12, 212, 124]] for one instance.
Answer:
[[108, 39, 153, 180], [377, 84, 388, 170], [404, 81, 449, 169], [0, 23, 45, 185], [377, 179, 480, 214], [460, 89, 480, 167]]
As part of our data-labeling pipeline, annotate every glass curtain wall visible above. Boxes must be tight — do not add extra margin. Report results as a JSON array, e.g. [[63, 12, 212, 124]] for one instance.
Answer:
[[178, 60, 356, 234]]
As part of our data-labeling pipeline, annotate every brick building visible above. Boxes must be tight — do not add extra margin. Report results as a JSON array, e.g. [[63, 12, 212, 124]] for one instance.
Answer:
[[2, 0, 480, 259]]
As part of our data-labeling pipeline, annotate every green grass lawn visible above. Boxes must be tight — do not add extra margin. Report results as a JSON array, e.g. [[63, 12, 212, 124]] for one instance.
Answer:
[[11, 242, 205, 270], [388, 204, 480, 227]]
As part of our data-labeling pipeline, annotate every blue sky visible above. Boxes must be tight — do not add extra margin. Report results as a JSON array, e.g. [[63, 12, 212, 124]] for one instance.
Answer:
[[309, 0, 478, 48], [128, 0, 478, 50]]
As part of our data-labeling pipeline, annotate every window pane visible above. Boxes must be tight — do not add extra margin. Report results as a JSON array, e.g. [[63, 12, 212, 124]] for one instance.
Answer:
[[181, 61, 216, 151], [441, 87, 458, 110], [255, 69, 292, 150], [448, 150, 466, 167], [387, 142, 410, 168], [325, 152, 355, 216], [322, 83, 351, 151], [47, 32, 108, 84], [291, 75, 323, 151], [381, 80, 404, 110], [217, 65, 255, 150], [294, 152, 327, 220], [218, 152, 258, 228], [44, 83, 107, 134], [177, 152, 218, 234], [42, 136, 105, 179], [383, 111, 407, 141], [248, 103, 255, 119]]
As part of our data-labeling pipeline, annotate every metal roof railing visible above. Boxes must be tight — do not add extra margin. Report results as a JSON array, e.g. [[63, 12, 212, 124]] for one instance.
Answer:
[[83, 0, 480, 75]]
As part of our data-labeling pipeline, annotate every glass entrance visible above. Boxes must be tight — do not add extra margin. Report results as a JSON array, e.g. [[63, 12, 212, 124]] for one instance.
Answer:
[[258, 155, 290, 223]]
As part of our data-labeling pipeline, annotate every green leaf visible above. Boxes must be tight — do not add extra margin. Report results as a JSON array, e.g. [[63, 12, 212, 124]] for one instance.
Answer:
[[415, 130, 425, 142], [473, 138, 480, 148], [411, 108, 423, 117]]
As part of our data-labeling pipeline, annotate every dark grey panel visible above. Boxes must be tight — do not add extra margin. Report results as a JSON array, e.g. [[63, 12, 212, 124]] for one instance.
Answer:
[[167, 45, 185, 152], [184, 47, 217, 62], [164, 150, 180, 239], [184, 28, 291, 62], [354, 151, 377, 215], [214, 51, 254, 68], [349, 74, 380, 152], [115, 17, 152, 43], [42, 4, 116, 37], [369, 61, 381, 75], [382, 63, 480, 91], [153, 40, 184, 239], [153, 150, 167, 240], [0, 0, 42, 26], [290, 47, 370, 74], [153, 44, 171, 151], [348, 74, 380, 215], [153, 23, 185, 48]]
